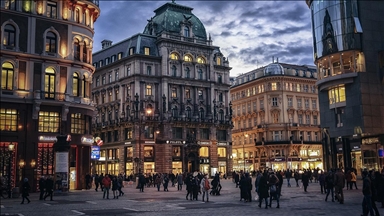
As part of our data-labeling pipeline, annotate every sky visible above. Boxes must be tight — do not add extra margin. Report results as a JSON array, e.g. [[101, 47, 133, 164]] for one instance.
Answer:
[[93, 0, 315, 76]]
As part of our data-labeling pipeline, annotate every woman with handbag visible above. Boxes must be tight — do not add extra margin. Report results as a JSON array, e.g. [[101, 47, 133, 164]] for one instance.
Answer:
[[268, 172, 280, 208]]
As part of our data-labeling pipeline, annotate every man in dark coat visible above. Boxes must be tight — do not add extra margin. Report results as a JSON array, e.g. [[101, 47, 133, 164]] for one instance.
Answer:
[[138, 173, 146, 192], [276, 171, 283, 196], [44, 176, 54, 201], [39, 176, 46, 200], [301, 170, 310, 192], [239, 173, 252, 202], [20, 178, 31, 204], [257, 173, 269, 209], [234, 173, 240, 188]]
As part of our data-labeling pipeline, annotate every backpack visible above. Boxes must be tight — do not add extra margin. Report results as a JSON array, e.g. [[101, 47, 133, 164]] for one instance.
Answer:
[[204, 179, 210, 190]]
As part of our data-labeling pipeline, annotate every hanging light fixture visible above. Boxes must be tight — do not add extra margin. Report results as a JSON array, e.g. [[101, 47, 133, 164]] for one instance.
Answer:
[[8, 142, 15, 151]]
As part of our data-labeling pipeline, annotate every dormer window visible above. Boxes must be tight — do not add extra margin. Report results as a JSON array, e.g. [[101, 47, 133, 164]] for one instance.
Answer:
[[129, 47, 135, 55], [144, 47, 150, 55], [197, 56, 206, 64], [184, 26, 190, 37], [184, 54, 192, 62], [170, 52, 179, 60], [217, 57, 221, 65]]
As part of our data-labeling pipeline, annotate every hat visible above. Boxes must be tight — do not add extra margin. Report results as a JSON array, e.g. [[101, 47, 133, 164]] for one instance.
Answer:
[[24, 178, 28, 182]]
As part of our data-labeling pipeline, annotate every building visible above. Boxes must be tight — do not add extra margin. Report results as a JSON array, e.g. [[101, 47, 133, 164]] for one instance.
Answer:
[[306, 0, 384, 173], [230, 60, 323, 172], [91, 1, 232, 177], [0, 0, 100, 191]]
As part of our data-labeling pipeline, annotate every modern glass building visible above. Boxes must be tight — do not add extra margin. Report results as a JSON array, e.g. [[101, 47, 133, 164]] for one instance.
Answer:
[[306, 0, 384, 173]]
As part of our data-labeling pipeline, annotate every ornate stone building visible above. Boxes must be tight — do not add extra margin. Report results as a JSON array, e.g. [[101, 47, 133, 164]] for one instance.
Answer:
[[306, 0, 384, 173], [92, 2, 232, 176], [0, 0, 100, 191], [231, 60, 323, 172]]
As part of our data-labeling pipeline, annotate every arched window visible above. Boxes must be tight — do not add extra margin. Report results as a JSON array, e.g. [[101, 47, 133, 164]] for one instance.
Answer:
[[198, 69, 203, 80], [185, 67, 190, 78], [184, 26, 190, 37], [186, 106, 192, 118], [218, 109, 224, 121], [197, 56, 205, 64], [199, 108, 205, 120], [75, 8, 80, 23], [172, 106, 179, 117], [170, 52, 179, 60], [1, 62, 14, 90], [45, 67, 56, 99], [3, 24, 16, 47], [45, 31, 56, 53], [82, 75, 87, 97], [171, 65, 177, 77], [83, 41, 87, 63], [74, 39, 80, 60], [73, 72, 80, 96], [184, 54, 192, 62]]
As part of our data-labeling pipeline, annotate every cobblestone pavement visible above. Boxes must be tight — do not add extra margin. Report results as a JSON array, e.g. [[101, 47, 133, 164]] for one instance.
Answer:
[[1, 178, 381, 216]]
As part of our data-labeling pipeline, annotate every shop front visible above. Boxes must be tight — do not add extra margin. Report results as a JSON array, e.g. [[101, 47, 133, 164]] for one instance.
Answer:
[[199, 158, 209, 174], [143, 145, 155, 174], [361, 137, 382, 171], [287, 157, 302, 170], [172, 146, 182, 174], [350, 141, 362, 176], [270, 158, 286, 171]]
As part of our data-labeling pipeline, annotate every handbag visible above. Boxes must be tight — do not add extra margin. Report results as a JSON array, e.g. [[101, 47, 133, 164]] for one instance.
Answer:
[[270, 185, 276, 193]]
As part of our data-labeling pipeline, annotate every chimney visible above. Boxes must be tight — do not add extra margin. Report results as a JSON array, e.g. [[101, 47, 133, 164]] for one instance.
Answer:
[[101, 40, 113, 49]]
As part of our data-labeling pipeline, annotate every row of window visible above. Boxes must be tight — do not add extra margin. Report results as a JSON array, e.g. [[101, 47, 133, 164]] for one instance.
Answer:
[[233, 131, 320, 145], [0, 109, 86, 134], [3, 0, 96, 26], [124, 146, 226, 159], [231, 82, 317, 101], [233, 149, 320, 159]]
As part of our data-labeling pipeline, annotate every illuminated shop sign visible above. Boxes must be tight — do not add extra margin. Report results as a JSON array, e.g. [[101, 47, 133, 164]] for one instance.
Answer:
[[198, 141, 211, 145], [166, 141, 185, 144], [125, 142, 132, 145], [217, 142, 228, 146], [91, 146, 100, 160], [38, 136, 57, 142], [81, 136, 94, 145], [307, 158, 321, 162]]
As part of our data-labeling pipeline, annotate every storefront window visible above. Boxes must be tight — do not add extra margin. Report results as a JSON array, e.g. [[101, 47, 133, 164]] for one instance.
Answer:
[[36, 143, 54, 189], [143, 162, 154, 174], [144, 146, 153, 157], [126, 147, 133, 158], [125, 162, 133, 175], [38, 111, 60, 132], [173, 147, 181, 157], [172, 162, 182, 174], [200, 146, 209, 157], [217, 147, 226, 158]]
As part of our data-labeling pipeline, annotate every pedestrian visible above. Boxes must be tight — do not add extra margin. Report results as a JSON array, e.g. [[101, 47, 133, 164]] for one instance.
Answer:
[[185, 174, 193, 200], [257, 173, 269, 209], [334, 168, 345, 204], [155, 174, 162, 192], [345, 170, 352, 190], [325, 170, 335, 202], [361, 171, 374, 216], [117, 174, 124, 196], [102, 174, 111, 199], [240, 173, 252, 202], [276, 171, 283, 196], [301, 170, 309, 192], [20, 178, 31, 204], [200, 175, 210, 202], [163, 174, 169, 192], [138, 173, 146, 192], [374, 171, 384, 208], [177, 173, 183, 191], [285, 169, 292, 187], [318, 171, 326, 194], [294, 170, 300, 187], [38, 176, 45, 200], [43, 176, 54, 201], [111, 176, 118, 199], [350, 170, 358, 190], [94, 174, 100, 192], [99, 173, 104, 191], [235, 172, 240, 188], [192, 175, 199, 201], [85, 173, 91, 190], [268, 172, 280, 208]]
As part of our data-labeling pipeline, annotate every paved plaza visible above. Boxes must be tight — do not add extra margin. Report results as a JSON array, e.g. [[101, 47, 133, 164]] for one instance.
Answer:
[[0, 178, 379, 216]]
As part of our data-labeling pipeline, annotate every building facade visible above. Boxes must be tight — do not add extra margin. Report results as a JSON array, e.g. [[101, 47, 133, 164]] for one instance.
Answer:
[[231, 61, 323, 172], [91, 2, 232, 177], [306, 0, 384, 173], [0, 0, 100, 191]]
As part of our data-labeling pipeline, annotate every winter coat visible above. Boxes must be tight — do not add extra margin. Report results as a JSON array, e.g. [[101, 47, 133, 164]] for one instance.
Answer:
[[257, 175, 269, 199]]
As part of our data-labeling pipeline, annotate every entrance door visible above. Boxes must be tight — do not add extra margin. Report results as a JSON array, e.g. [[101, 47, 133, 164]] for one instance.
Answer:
[[187, 152, 198, 173]]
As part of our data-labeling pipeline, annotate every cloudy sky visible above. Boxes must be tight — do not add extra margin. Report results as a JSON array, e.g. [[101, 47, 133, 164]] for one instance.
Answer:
[[93, 0, 314, 76]]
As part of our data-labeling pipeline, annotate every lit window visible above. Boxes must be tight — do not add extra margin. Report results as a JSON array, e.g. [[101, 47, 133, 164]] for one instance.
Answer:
[[75, 8, 80, 23], [144, 146, 154, 157], [171, 88, 177, 98], [200, 147, 209, 157], [45, 31, 56, 53], [217, 147, 226, 157], [73, 73, 79, 96], [38, 111, 60, 132], [129, 47, 135, 55], [170, 52, 179, 60], [71, 113, 85, 134], [184, 54, 192, 62], [216, 57, 221, 65], [1, 62, 14, 90], [146, 85, 152, 96], [118, 52, 122, 60], [3, 24, 16, 47], [271, 82, 277, 91], [185, 89, 190, 99], [44, 67, 55, 99], [296, 84, 301, 92], [197, 56, 206, 64], [0, 108, 18, 131], [328, 85, 346, 104], [144, 47, 150, 55]]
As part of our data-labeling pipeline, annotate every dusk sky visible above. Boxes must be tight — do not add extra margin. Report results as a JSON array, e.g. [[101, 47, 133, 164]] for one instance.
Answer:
[[93, 1, 315, 76]]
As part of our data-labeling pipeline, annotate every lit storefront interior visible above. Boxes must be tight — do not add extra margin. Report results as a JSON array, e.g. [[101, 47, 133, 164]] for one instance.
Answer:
[[199, 146, 209, 173], [125, 146, 133, 175]]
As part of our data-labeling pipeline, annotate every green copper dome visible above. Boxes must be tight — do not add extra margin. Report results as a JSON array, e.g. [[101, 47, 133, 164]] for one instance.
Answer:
[[143, 2, 207, 40]]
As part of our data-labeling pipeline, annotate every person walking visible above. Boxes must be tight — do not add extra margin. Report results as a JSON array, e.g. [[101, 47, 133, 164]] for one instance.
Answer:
[[361, 171, 375, 216], [20, 178, 31, 204], [334, 168, 345, 204], [201, 175, 210, 202], [43, 176, 54, 201], [38, 176, 46, 200], [351, 170, 358, 190], [85, 173, 91, 190], [138, 173, 146, 192], [325, 170, 335, 202], [117, 174, 124, 196], [102, 174, 111, 199], [177, 173, 183, 191], [257, 173, 269, 209], [163, 174, 169, 192], [185, 174, 193, 200], [318, 171, 326, 194], [99, 173, 104, 191], [285, 169, 292, 187], [268, 172, 280, 208], [94, 174, 100, 192], [111, 176, 118, 199], [294, 170, 300, 187], [345, 170, 352, 190], [155, 174, 162, 192], [301, 170, 310, 192]]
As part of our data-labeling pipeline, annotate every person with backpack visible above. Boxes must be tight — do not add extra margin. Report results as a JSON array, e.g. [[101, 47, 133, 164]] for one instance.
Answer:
[[200, 175, 210, 202], [325, 170, 335, 202]]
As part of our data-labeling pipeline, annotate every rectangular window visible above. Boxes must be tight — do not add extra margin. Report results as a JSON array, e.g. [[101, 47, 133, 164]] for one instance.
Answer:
[[217, 130, 227, 141], [200, 146, 209, 157], [328, 85, 346, 104], [271, 82, 277, 90], [273, 131, 281, 141], [217, 147, 226, 158], [71, 113, 85, 134], [260, 99, 264, 109], [129, 47, 135, 55], [306, 114, 310, 124], [108, 74, 112, 83], [0, 108, 18, 131], [298, 114, 303, 124], [272, 97, 278, 107], [253, 101, 257, 111], [297, 98, 302, 108], [46, 1, 57, 18], [200, 128, 209, 140], [96, 77, 100, 87], [172, 147, 181, 157], [313, 116, 318, 125], [254, 117, 257, 126], [307, 132, 311, 141], [312, 100, 317, 109], [171, 88, 177, 98], [297, 84, 301, 92], [114, 130, 118, 142], [288, 98, 292, 107], [146, 85, 152, 96], [124, 128, 133, 140], [115, 70, 119, 81], [118, 52, 122, 60], [172, 127, 183, 139], [305, 99, 309, 108], [38, 111, 60, 132], [314, 132, 318, 141], [107, 131, 112, 142], [102, 75, 106, 84], [144, 126, 154, 139], [144, 47, 150, 55], [185, 89, 190, 99], [126, 66, 131, 76]]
